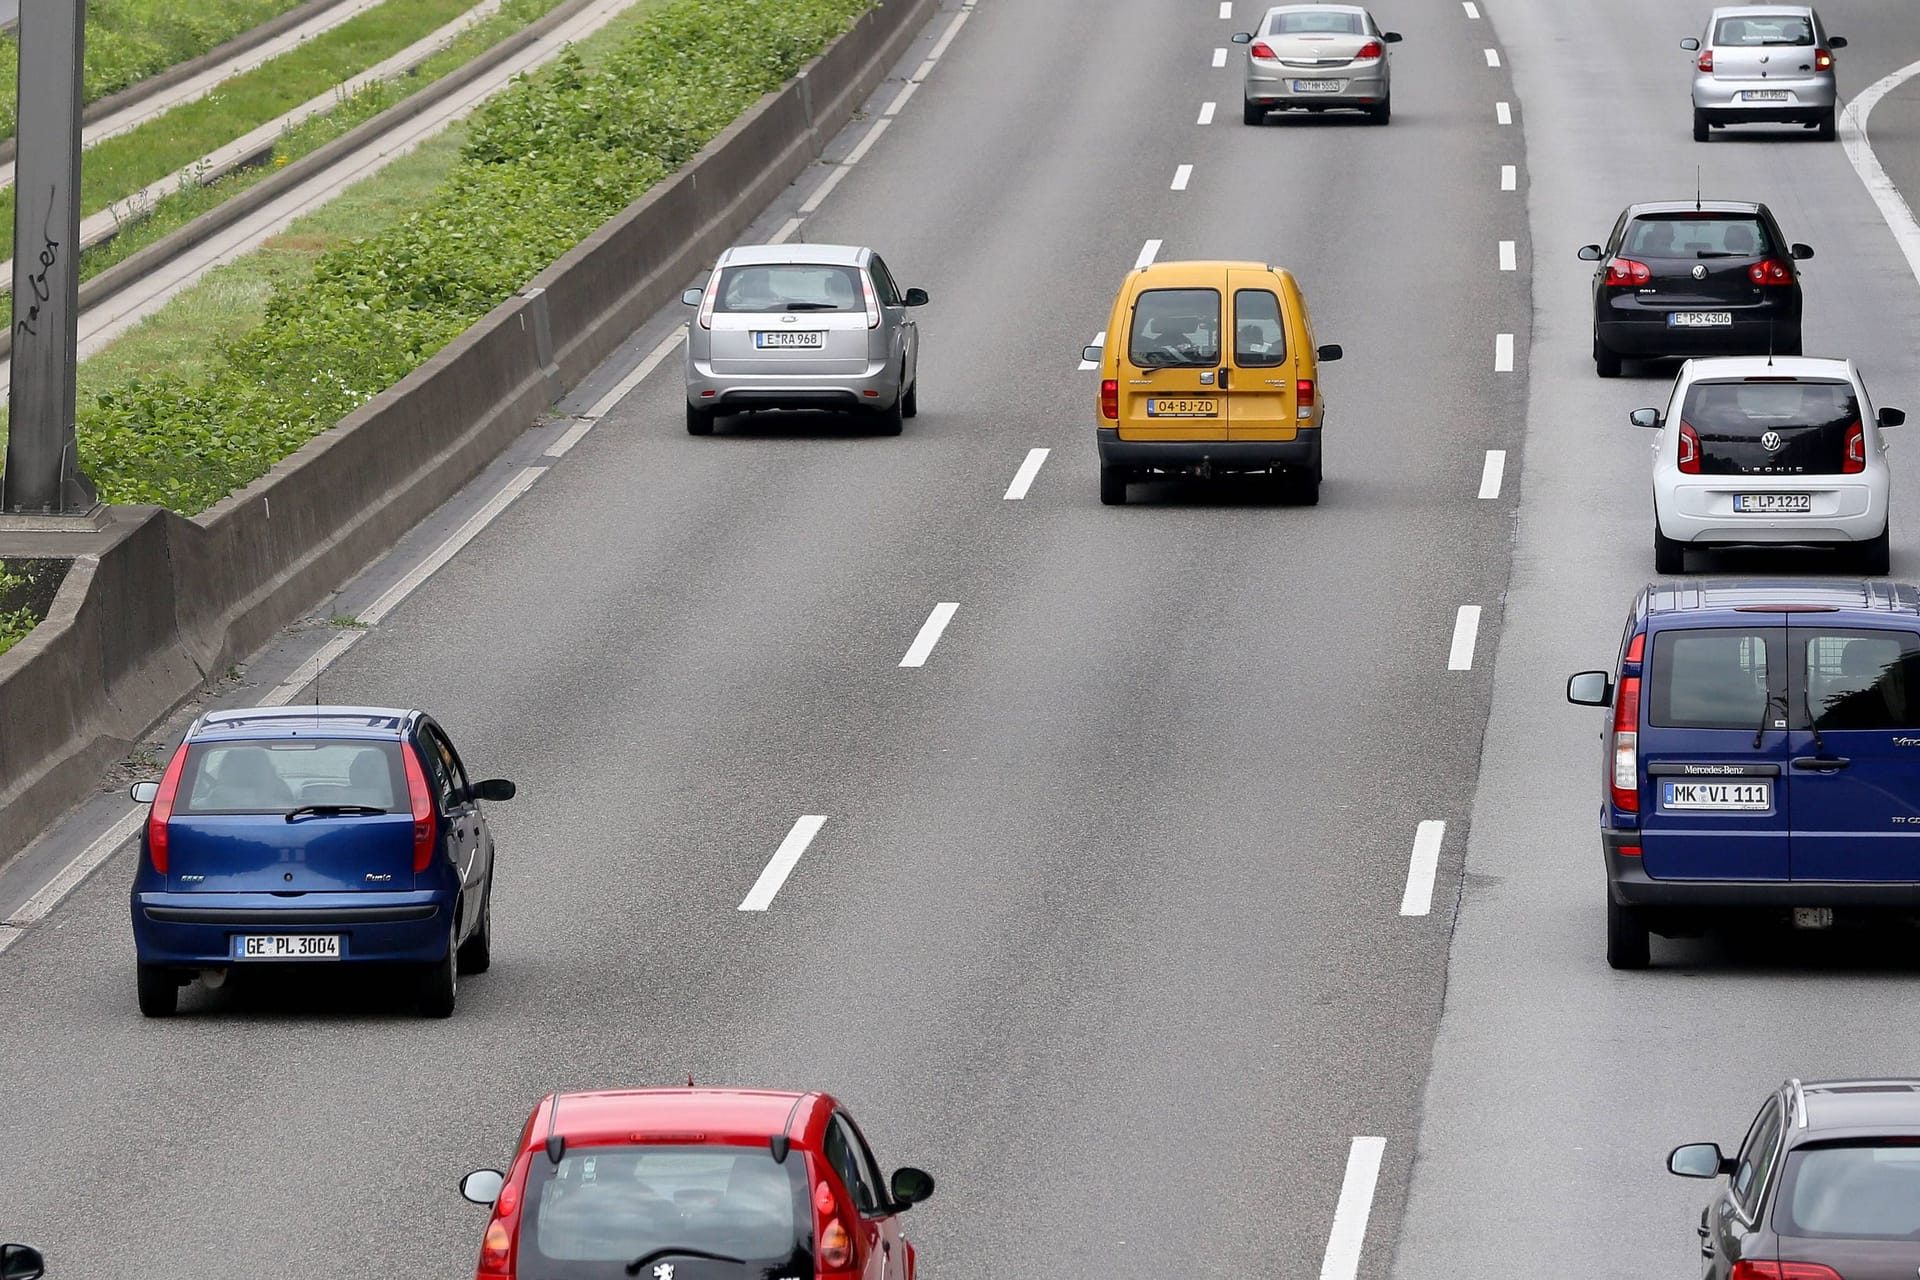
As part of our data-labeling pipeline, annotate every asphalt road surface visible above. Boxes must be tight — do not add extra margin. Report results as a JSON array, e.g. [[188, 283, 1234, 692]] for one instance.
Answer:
[[1, 0, 1918, 1277]]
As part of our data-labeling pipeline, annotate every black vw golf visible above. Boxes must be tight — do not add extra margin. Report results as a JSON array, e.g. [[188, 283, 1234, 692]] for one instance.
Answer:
[[1580, 200, 1811, 377]]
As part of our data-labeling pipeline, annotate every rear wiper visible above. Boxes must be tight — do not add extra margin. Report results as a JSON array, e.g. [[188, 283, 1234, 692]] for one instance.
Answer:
[[284, 805, 386, 821], [1803, 688, 1827, 754], [625, 1248, 745, 1277], [778, 301, 839, 310], [1753, 691, 1785, 749], [1695, 251, 1742, 259]]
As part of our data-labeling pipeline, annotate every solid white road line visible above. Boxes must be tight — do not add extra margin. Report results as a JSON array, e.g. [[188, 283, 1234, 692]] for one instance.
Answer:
[[356, 467, 544, 628], [1498, 240, 1516, 271], [1500, 163, 1516, 190], [0, 809, 144, 945], [1320, 1137, 1387, 1280], [1840, 58, 1920, 289], [1462, 1, 1480, 17], [1448, 606, 1484, 671], [1478, 449, 1506, 499], [1494, 332, 1514, 372], [738, 815, 827, 912], [1005, 448, 1051, 500], [1078, 331, 1105, 371], [1495, 100, 1512, 123], [1484, 47, 1501, 67], [265, 630, 365, 705], [1212, 47, 1228, 68], [1135, 239, 1163, 269], [1171, 164, 1193, 191], [1198, 101, 1216, 125], [575, 329, 688, 428], [1399, 820, 1447, 916], [900, 603, 960, 668]]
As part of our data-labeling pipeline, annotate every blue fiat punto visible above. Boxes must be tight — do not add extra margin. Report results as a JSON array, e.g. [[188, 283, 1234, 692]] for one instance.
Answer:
[[1569, 580, 1920, 969], [129, 706, 514, 1017]]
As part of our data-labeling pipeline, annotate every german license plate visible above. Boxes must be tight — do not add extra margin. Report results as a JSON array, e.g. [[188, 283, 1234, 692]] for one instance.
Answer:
[[1292, 79, 1343, 92], [1742, 90, 1789, 102], [1661, 780, 1771, 810], [1146, 398, 1218, 417], [754, 331, 824, 348], [235, 934, 342, 960], [1734, 493, 1812, 513], [1669, 311, 1733, 327]]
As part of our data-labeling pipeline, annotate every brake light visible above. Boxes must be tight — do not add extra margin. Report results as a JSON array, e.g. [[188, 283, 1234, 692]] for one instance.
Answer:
[[1611, 675, 1640, 813], [1748, 258, 1793, 285], [1677, 421, 1701, 474], [1625, 632, 1644, 663], [1355, 39, 1383, 58], [1620, 845, 1643, 857], [146, 742, 190, 874], [1730, 1264, 1844, 1280], [1100, 379, 1118, 421], [403, 745, 436, 873], [1605, 257, 1652, 287], [860, 272, 881, 329], [1814, 47, 1833, 71], [1697, 48, 1713, 73], [815, 1179, 853, 1269], [478, 1216, 514, 1277], [1249, 40, 1276, 58], [1295, 378, 1316, 409], [1845, 420, 1866, 473], [697, 271, 718, 330]]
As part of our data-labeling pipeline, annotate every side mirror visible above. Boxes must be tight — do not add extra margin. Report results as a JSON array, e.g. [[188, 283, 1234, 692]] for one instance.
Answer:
[[1667, 1143, 1730, 1179], [1828, 35, 1847, 49], [1081, 344, 1103, 364], [1567, 671, 1613, 706], [461, 1169, 505, 1205], [471, 778, 516, 803], [680, 288, 703, 306], [1680, 37, 1700, 51], [1316, 343, 1342, 362], [888, 1166, 935, 1208], [1230, 31, 1252, 44], [1629, 407, 1662, 428], [1383, 31, 1403, 42], [1789, 243, 1814, 261], [902, 287, 929, 307], [1577, 244, 1604, 261], [1880, 407, 1906, 428], [0, 1245, 45, 1280], [130, 781, 159, 804]]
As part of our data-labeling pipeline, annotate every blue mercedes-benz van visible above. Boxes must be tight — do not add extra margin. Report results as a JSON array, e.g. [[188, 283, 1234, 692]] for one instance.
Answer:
[[1568, 580, 1920, 969]]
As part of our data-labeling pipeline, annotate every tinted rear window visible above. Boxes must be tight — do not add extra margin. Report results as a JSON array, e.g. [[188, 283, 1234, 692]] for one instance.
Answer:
[[1624, 215, 1772, 258], [1714, 14, 1814, 46], [714, 264, 862, 314], [177, 739, 403, 814], [1268, 11, 1364, 33], [1780, 1143, 1920, 1238], [1648, 629, 1774, 729], [519, 1145, 809, 1275], [1129, 287, 1221, 367], [1680, 379, 1858, 476], [1803, 631, 1920, 730]]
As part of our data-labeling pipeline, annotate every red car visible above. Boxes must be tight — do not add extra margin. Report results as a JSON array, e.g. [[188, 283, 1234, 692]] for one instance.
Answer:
[[459, 1088, 934, 1280]]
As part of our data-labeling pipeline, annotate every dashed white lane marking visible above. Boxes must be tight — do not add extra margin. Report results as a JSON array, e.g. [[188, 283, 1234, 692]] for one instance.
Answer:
[[738, 815, 827, 911], [1462, 1, 1480, 17], [1494, 332, 1514, 372], [266, 629, 364, 703], [1320, 1137, 1387, 1280], [1135, 239, 1163, 269], [1078, 331, 1104, 371], [1218, 1, 1231, 17], [566, 328, 688, 437], [0, 809, 144, 949], [1399, 821, 1447, 916], [1213, 47, 1228, 68], [1495, 100, 1512, 124], [800, 118, 892, 214], [900, 603, 960, 667], [1498, 240, 1516, 271], [1198, 101, 1216, 125], [1171, 163, 1193, 191], [1005, 448, 1051, 500], [1840, 57, 1920, 290], [926, 1, 972, 61], [1448, 606, 1484, 671], [1478, 449, 1506, 499], [1484, 47, 1501, 66], [1500, 163, 1516, 190], [885, 79, 920, 115], [770, 216, 805, 244]]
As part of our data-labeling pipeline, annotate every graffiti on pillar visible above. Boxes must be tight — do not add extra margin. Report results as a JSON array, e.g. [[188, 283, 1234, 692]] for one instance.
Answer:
[[14, 186, 61, 341]]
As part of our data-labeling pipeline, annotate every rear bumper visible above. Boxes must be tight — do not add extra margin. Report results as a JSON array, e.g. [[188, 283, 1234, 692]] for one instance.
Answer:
[[1692, 74, 1837, 115], [1658, 480, 1885, 546], [1245, 68, 1387, 108], [1597, 314, 1798, 358], [1604, 831, 1920, 908], [131, 891, 450, 966], [1097, 427, 1320, 473], [687, 361, 900, 412]]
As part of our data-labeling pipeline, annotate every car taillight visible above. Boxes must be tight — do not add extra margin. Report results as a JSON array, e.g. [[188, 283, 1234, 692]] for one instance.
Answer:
[[1249, 40, 1276, 58], [1697, 48, 1713, 73], [1355, 39, 1383, 58], [1814, 47, 1833, 71], [696, 272, 718, 330], [860, 272, 881, 330], [477, 1217, 514, 1277], [403, 745, 436, 873], [1677, 421, 1701, 474], [1731, 1264, 1844, 1280], [815, 1179, 853, 1269], [146, 742, 191, 874], [1100, 379, 1118, 420], [1748, 258, 1793, 285], [1845, 420, 1866, 473], [1605, 257, 1652, 287], [1611, 675, 1640, 813]]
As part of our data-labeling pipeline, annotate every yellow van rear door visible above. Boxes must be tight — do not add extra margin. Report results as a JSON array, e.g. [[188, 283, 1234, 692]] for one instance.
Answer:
[[1116, 283, 1225, 441], [1225, 272, 1299, 441]]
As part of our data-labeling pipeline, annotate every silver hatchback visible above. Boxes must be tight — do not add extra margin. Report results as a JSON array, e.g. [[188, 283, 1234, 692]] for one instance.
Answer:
[[681, 244, 927, 436], [1232, 4, 1402, 126], [1683, 5, 1846, 141]]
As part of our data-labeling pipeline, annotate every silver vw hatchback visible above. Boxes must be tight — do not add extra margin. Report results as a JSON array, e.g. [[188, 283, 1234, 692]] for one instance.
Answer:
[[1232, 4, 1402, 125], [681, 244, 927, 436], [1683, 5, 1846, 141]]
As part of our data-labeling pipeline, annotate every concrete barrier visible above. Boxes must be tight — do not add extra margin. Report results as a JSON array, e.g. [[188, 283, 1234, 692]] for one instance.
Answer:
[[0, 0, 941, 866]]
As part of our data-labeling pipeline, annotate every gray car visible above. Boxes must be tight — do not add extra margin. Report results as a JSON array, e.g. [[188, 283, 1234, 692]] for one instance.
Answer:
[[681, 243, 927, 436], [1683, 5, 1846, 141], [1232, 4, 1402, 126]]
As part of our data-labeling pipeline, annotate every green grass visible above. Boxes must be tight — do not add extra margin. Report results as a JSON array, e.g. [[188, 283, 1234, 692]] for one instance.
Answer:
[[0, 0, 485, 243], [0, 559, 67, 658], [0, 0, 311, 142]]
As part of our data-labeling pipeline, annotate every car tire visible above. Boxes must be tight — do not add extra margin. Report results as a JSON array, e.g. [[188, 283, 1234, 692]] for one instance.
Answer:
[[686, 403, 715, 436], [1816, 108, 1837, 141], [1692, 108, 1709, 142], [1606, 894, 1652, 970], [1654, 521, 1686, 574], [1099, 464, 1128, 506], [1594, 336, 1622, 379], [1859, 523, 1892, 575], [1367, 97, 1390, 125], [456, 884, 492, 976], [902, 379, 919, 419], [1243, 100, 1265, 126], [417, 926, 458, 1018], [137, 964, 177, 1018], [873, 399, 905, 436]]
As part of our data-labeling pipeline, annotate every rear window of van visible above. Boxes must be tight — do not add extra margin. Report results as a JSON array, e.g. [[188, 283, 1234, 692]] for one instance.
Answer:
[[1648, 629, 1774, 729]]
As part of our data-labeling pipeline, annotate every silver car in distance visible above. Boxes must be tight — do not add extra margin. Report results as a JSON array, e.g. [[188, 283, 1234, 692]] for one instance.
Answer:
[[1683, 5, 1846, 141], [681, 243, 928, 436], [1232, 4, 1402, 126]]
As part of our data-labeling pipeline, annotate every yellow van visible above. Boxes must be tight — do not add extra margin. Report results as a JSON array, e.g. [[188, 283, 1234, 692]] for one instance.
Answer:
[[1085, 260, 1341, 505]]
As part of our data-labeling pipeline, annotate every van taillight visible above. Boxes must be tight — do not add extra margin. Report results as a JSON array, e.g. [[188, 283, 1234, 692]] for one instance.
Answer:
[[146, 742, 191, 874], [1845, 420, 1866, 473], [1296, 378, 1315, 408], [1100, 379, 1118, 420], [1697, 48, 1713, 73], [815, 1179, 853, 1269], [1677, 422, 1701, 474], [1611, 675, 1640, 813], [1625, 632, 1644, 663], [403, 745, 436, 873]]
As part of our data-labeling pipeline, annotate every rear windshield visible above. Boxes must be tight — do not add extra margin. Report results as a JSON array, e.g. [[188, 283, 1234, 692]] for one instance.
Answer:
[[1130, 287, 1221, 367], [177, 739, 403, 815], [1648, 629, 1774, 729], [1804, 631, 1920, 730], [1714, 14, 1814, 46], [1780, 1142, 1920, 1238], [713, 264, 862, 314], [518, 1145, 808, 1274], [1679, 379, 1858, 476], [1624, 215, 1772, 259], [1267, 11, 1364, 34]]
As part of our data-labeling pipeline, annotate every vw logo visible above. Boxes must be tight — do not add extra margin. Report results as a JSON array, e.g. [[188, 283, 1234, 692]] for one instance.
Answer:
[[1692, 264, 1708, 280], [1761, 430, 1785, 452]]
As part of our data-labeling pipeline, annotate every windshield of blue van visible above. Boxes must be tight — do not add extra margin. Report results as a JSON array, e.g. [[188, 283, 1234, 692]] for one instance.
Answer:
[[176, 740, 404, 815], [1130, 288, 1221, 368], [713, 264, 863, 313], [1780, 1142, 1920, 1238], [1647, 629, 1774, 729]]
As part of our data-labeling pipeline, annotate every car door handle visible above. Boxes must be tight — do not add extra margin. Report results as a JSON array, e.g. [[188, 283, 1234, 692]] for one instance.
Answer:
[[1790, 756, 1851, 772]]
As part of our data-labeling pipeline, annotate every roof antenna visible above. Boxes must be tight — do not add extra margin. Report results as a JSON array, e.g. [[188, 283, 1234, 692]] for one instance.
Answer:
[[687, 1073, 695, 1088], [1695, 164, 1702, 212], [544, 1094, 566, 1165]]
